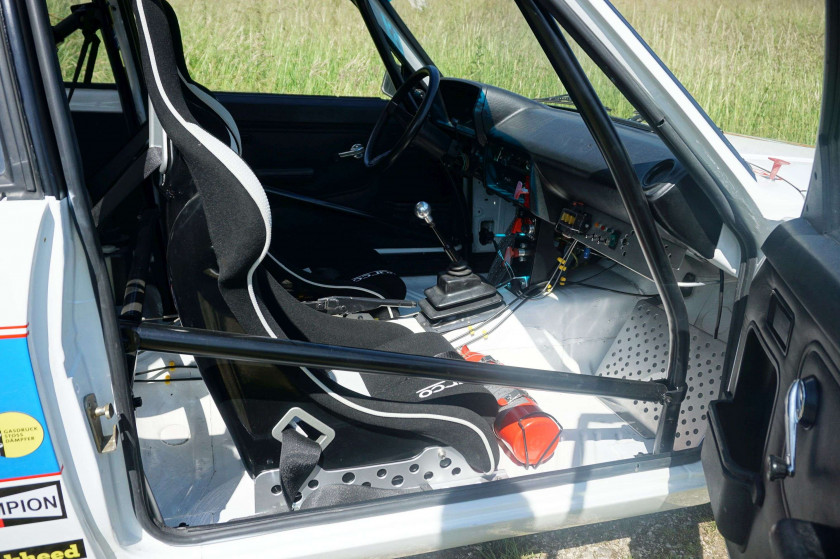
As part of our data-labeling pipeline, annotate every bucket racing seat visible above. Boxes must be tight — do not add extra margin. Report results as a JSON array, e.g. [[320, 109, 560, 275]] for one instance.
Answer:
[[133, 0, 526, 508], [133, 0, 565, 509], [155, 0, 407, 302]]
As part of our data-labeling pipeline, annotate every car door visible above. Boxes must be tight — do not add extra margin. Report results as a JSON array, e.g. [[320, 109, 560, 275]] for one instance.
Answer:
[[219, 92, 462, 263], [701, 3, 840, 556]]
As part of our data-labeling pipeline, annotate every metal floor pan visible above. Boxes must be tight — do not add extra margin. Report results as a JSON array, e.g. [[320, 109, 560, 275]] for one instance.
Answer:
[[595, 299, 727, 450]]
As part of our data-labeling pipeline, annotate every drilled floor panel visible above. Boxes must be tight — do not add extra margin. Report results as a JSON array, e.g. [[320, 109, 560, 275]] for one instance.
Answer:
[[595, 300, 727, 450]]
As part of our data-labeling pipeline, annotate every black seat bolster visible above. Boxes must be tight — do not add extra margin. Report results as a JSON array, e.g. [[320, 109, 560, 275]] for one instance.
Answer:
[[258, 262, 499, 417], [304, 369, 499, 473], [134, 0, 501, 478], [264, 243, 406, 301], [257, 264, 421, 349], [358, 367, 500, 421], [257, 264, 501, 467]]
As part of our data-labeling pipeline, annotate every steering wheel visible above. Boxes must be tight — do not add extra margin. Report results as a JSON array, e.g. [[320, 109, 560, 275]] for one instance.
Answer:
[[364, 65, 441, 168]]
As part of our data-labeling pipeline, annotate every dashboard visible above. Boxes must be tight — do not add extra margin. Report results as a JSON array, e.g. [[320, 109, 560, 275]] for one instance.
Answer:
[[433, 78, 724, 281]]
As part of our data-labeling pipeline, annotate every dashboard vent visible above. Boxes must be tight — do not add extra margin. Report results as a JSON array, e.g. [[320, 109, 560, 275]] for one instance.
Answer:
[[643, 159, 675, 188]]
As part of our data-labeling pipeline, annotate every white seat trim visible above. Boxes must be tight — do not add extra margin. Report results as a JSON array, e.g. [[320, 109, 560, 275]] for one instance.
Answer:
[[181, 76, 242, 154]]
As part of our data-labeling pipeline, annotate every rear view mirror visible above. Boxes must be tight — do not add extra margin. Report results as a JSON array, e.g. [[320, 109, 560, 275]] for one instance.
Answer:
[[381, 71, 396, 98]]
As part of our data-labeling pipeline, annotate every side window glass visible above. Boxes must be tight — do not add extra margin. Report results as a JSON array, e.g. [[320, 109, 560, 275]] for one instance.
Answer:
[[170, 0, 385, 96], [620, 2, 823, 145], [391, 0, 559, 100], [0, 39, 37, 197]]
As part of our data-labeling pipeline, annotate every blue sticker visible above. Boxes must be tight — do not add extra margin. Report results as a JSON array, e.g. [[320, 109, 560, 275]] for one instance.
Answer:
[[0, 337, 60, 482]]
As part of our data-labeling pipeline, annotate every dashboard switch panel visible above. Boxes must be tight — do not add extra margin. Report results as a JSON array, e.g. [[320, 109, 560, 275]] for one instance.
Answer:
[[558, 202, 685, 280], [556, 207, 591, 234]]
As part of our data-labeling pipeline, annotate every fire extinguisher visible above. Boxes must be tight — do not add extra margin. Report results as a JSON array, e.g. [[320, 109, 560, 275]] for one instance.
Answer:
[[487, 385, 563, 468], [460, 346, 563, 468]]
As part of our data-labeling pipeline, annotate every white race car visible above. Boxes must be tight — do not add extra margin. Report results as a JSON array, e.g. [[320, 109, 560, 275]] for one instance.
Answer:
[[0, 0, 835, 558]]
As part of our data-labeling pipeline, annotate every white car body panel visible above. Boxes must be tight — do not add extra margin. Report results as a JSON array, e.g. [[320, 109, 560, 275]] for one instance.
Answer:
[[724, 133, 814, 220], [724, 134, 815, 192]]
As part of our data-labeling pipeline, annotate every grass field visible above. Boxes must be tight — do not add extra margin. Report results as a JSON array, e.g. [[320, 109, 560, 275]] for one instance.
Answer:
[[50, 0, 824, 145]]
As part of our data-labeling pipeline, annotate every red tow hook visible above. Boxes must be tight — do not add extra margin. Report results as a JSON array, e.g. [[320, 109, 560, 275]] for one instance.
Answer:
[[767, 157, 790, 180]]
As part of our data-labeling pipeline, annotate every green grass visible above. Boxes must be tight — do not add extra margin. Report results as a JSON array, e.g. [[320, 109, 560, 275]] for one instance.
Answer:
[[405, 0, 825, 145], [49, 0, 823, 144], [617, 0, 824, 145]]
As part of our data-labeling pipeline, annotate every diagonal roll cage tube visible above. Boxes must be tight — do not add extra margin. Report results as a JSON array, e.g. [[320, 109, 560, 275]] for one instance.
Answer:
[[517, 0, 690, 453], [124, 322, 669, 403]]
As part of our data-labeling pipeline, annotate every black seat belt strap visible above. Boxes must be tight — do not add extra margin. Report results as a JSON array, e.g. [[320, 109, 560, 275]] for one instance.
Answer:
[[92, 145, 161, 226], [276, 428, 321, 510], [304, 296, 418, 316], [88, 123, 150, 201]]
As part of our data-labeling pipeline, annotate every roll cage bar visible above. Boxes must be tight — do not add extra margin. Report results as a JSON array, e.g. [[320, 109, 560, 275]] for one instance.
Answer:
[[51, 0, 142, 132], [518, 0, 690, 453], [124, 321, 670, 403]]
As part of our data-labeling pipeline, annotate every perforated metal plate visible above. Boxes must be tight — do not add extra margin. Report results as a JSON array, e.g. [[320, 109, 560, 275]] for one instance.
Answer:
[[595, 300, 726, 450], [255, 446, 486, 513]]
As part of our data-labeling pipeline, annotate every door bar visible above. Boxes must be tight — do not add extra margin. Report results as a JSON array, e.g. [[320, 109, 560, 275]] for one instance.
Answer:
[[125, 322, 668, 402]]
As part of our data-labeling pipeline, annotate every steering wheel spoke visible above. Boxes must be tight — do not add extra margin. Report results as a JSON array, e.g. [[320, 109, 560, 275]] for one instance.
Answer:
[[392, 103, 414, 125], [405, 88, 422, 112], [384, 99, 400, 116], [363, 66, 441, 169]]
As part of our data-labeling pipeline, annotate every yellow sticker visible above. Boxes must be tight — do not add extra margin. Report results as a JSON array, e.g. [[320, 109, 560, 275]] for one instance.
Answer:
[[0, 411, 45, 458]]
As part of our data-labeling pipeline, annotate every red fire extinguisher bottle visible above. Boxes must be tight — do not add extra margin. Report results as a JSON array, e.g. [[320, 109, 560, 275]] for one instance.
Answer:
[[487, 385, 563, 468], [457, 346, 562, 468]]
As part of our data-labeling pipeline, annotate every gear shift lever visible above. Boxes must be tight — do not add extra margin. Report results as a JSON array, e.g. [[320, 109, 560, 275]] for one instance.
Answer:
[[414, 202, 504, 329], [415, 201, 460, 264]]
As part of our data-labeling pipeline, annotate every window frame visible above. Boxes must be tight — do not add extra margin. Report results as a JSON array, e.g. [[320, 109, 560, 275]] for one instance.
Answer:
[[52, 0, 143, 131], [0, 0, 46, 199], [356, 0, 435, 89]]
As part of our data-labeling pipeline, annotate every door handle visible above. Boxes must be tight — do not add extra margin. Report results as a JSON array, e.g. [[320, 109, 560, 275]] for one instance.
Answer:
[[769, 377, 819, 480], [338, 143, 365, 159]]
